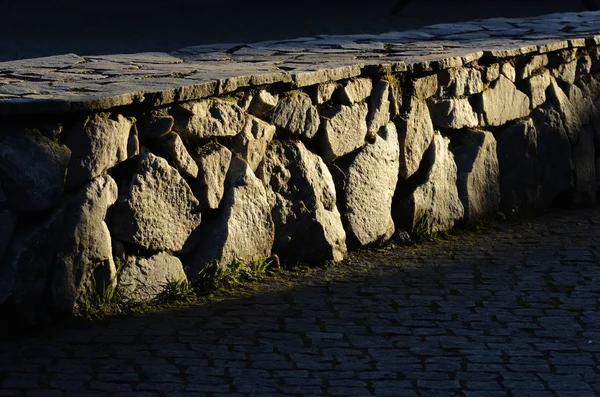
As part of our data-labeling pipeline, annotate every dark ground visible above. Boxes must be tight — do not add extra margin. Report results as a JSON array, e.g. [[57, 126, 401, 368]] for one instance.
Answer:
[[0, 0, 591, 61]]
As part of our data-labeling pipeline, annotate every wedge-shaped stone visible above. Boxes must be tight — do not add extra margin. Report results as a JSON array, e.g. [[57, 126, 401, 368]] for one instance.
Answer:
[[338, 78, 373, 105], [551, 61, 577, 84], [249, 90, 278, 118], [475, 75, 530, 127], [366, 80, 391, 137], [155, 132, 198, 178], [516, 54, 548, 80], [428, 97, 478, 129], [189, 157, 274, 274], [230, 116, 276, 171], [0, 129, 70, 212], [257, 141, 347, 263], [117, 252, 187, 301], [52, 175, 118, 313], [396, 96, 436, 180], [192, 142, 232, 210], [65, 114, 137, 189], [109, 149, 201, 253], [271, 93, 320, 138], [438, 67, 484, 97], [309, 82, 338, 105], [412, 74, 438, 100], [522, 70, 552, 109], [342, 123, 399, 247], [450, 130, 500, 222], [175, 99, 248, 139], [501, 62, 516, 82], [321, 102, 369, 162]]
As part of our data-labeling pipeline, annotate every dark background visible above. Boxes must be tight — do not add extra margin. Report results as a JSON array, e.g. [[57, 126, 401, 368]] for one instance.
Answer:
[[0, 1, 592, 61]]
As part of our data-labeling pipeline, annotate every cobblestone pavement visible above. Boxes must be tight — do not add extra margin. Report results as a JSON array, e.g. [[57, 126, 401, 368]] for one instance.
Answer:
[[1, 208, 600, 396]]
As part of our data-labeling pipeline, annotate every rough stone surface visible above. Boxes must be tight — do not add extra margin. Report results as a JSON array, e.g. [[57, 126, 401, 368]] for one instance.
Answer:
[[396, 96, 435, 180], [192, 142, 232, 210], [155, 131, 199, 178], [109, 149, 201, 253], [249, 90, 278, 118], [309, 82, 338, 105], [189, 157, 274, 273], [450, 130, 500, 222], [427, 97, 478, 129], [52, 175, 118, 313], [117, 252, 187, 301], [412, 74, 438, 100], [65, 114, 136, 189], [342, 123, 399, 247], [337, 78, 373, 105], [395, 134, 464, 233], [438, 67, 484, 96], [0, 210, 16, 262], [475, 75, 531, 126], [551, 60, 578, 84], [516, 54, 549, 80], [230, 116, 276, 171], [484, 63, 500, 82], [366, 80, 391, 137], [321, 102, 369, 162], [271, 93, 320, 138], [174, 99, 247, 139], [0, 129, 70, 212], [500, 62, 516, 82], [143, 114, 174, 141], [257, 140, 347, 263], [522, 69, 552, 109]]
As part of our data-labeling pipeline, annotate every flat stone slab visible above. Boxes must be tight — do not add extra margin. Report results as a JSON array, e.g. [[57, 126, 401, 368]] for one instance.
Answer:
[[0, 12, 599, 115]]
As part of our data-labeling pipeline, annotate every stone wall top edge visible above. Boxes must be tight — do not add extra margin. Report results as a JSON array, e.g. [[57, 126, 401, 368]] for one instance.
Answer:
[[0, 12, 599, 117]]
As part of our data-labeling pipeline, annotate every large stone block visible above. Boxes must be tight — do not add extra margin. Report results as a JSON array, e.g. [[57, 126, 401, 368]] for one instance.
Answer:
[[154, 131, 198, 178], [174, 99, 247, 139], [437, 67, 484, 97], [249, 90, 278, 118], [366, 80, 391, 137], [271, 93, 320, 138], [257, 141, 347, 263], [522, 70, 552, 109], [475, 75, 531, 127], [428, 98, 478, 129], [192, 142, 232, 210], [337, 78, 373, 105], [396, 96, 435, 180], [230, 116, 276, 171], [412, 74, 438, 100], [321, 102, 369, 162]]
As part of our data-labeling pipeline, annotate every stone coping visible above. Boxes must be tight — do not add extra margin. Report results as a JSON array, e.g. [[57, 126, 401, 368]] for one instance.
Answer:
[[0, 11, 599, 116]]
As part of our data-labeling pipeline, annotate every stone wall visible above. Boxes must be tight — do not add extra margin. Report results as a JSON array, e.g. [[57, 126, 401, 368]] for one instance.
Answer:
[[1, 13, 600, 319]]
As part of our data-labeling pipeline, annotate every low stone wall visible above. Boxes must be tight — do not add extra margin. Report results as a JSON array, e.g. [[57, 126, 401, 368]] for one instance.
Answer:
[[1, 12, 600, 319]]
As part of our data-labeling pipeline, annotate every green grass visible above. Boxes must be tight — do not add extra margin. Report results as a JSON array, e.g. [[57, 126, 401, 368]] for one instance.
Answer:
[[412, 215, 439, 243], [195, 257, 274, 292]]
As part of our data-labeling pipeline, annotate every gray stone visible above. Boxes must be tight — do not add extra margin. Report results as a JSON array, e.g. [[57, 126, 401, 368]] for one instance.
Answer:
[[117, 252, 187, 301], [396, 96, 435, 180], [366, 80, 391, 137], [412, 75, 438, 100], [389, 81, 402, 120], [109, 149, 201, 253], [341, 123, 399, 247], [52, 175, 118, 313], [450, 130, 500, 222], [257, 140, 347, 263], [484, 64, 500, 82], [551, 60, 577, 84], [428, 98, 479, 129], [438, 67, 484, 97], [238, 92, 254, 111], [271, 93, 320, 138], [321, 102, 369, 162], [249, 90, 279, 118], [576, 56, 593, 78], [337, 78, 373, 105], [230, 116, 276, 172], [189, 157, 274, 274], [500, 62, 516, 82], [65, 114, 136, 189], [192, 142, 232, 210], [143, 114, 174, 142], [516, 54, 548, 80], [174, 99, 248, 139], [522, 69, 552, 109], [475, 75, 531, 127], [0, 129, 70, 212], [309, 82, 338, 105], [155, 132, 199, 178], [0, 210, 16, 261], [395, 134, 464, 233]]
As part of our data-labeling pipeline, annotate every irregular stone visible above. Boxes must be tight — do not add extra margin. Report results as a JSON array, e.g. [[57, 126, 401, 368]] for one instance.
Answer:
[[143, 114, 174, 142], [500, 62, 516, 82], [321, 102, 369, 162], [450, 130, 500, 222], [395, 134, 464, 233], [52, 175, 118, 313], [257, 140, 346, 263], [438, 67, 484, 97], [65, 114, 136, 189], [475, 75, 531, 127], [522, 69, 552, 109], [389, 81, 403, 119], [576, 56, 593, 78], [484, 64, 500, 82], [189, 157, 274, 274], [551, 60, 577, 84], [109, 149, 201, 253], [0, 210, 16, 261], [546, 80, 584, 142], [337, 78, 373, 105], [271, 92, 320, 138], [341, 123, 399, 247], [230, 116, 276, 172], [249, 90, 278, 118], [412, 74, 438, 100], [174, 99, 247, 139], [117, 252, 187, 301], [309, 82, 338, 105], [516, 54, 548, 80], [0, 129, 70, 212], [427, 97, 478, 129], [155, 132, 199, 178], [396, 96, 435, 180], [238, 92, 254, 111], [192, 142, 232, 210], [366, 80, 391, 137]]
